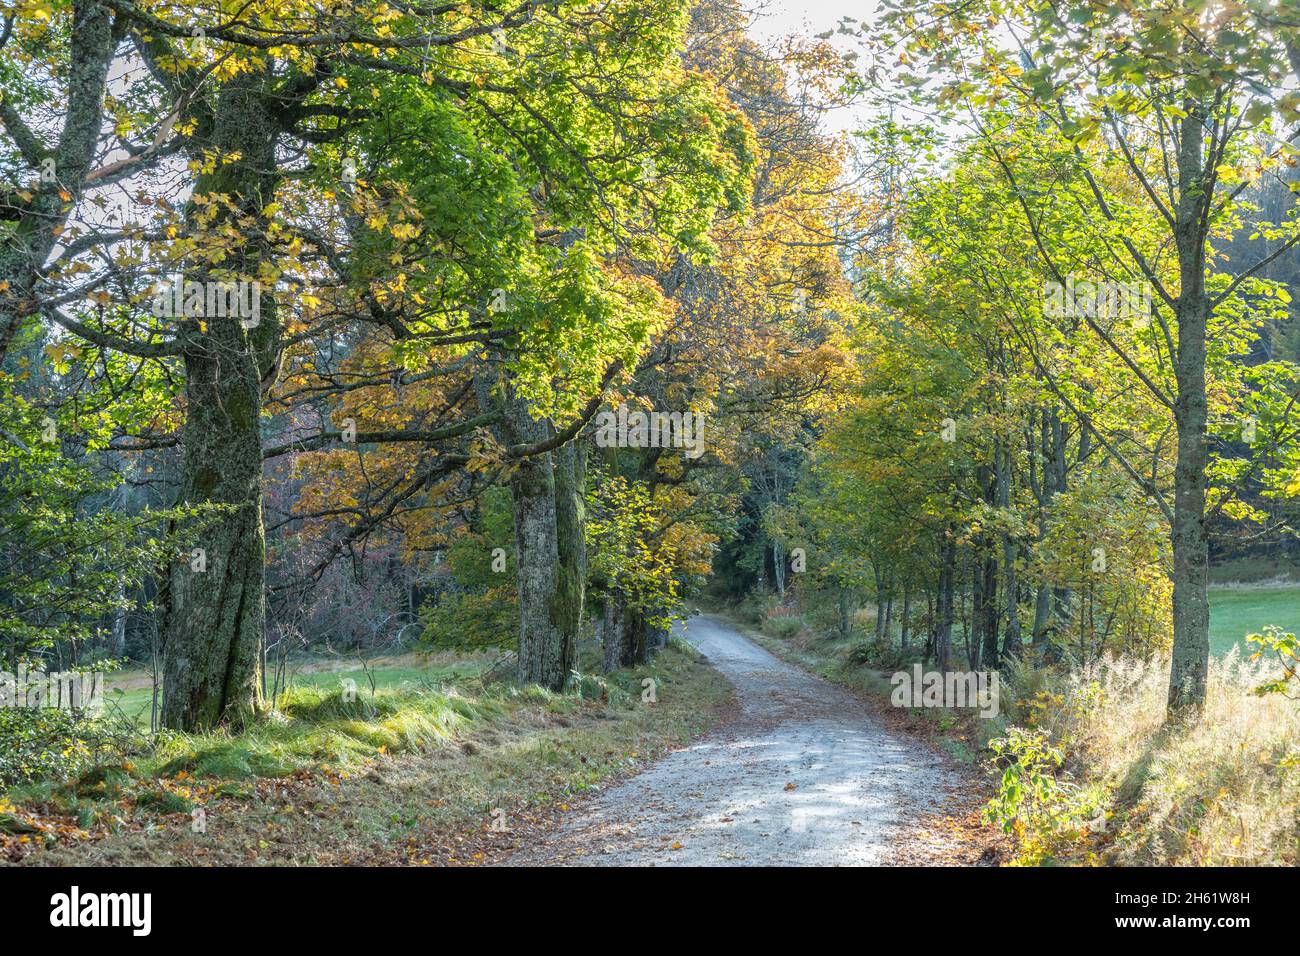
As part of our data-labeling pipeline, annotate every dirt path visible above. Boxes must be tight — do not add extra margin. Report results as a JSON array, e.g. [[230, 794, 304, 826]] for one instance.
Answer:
[[506, 615, 972, 866]]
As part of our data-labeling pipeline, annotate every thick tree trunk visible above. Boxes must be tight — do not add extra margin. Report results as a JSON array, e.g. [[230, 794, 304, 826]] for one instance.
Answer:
[[601, 588, 632, 672], [510, 433, 570, 689], [161, 349, 266, 730], [553, 440, 587, 675], [601, 591, 654, 670], [161, 74, 284, 731], [477, 370, 581, 691]]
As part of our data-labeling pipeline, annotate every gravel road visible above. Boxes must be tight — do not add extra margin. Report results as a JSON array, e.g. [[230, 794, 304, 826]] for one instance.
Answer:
[[505, 614, 966, 866]]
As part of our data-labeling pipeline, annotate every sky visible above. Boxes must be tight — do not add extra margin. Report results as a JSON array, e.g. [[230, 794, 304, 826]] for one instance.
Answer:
[[744, 0, 884, 137], [746, 0, 878, 46]]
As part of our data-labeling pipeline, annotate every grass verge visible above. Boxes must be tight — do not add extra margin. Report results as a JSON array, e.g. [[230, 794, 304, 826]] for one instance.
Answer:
[[1, 640, 734, 866]]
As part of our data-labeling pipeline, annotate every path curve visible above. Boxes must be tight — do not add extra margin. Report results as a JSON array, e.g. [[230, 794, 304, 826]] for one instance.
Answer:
[[505, 615, 965, 866]]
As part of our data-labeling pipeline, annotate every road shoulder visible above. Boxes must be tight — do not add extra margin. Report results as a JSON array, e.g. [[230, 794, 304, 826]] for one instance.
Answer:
[[4, 643, 735, 867]]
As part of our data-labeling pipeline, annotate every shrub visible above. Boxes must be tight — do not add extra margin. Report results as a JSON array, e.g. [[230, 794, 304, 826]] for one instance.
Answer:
[[0, 709, 108, 788], [846, 637, 907, 671], [983, 726, 1109, 865], [735, 591, 778, 626], [765, 613, 805, 640]]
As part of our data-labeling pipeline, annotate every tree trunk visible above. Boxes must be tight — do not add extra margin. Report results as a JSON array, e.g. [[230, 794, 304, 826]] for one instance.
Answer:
[[602, 588, 632, 672], [873, 562, 886, 642], [630, 605, 650, 665], [1032, 583, 1052, 649], [773, 539, 786, 598], [1029, 408, 1054, 651], [1048, 411, 1073, 635], [924, 591, 936, 661], [510, 436, 569, 689], [1167, 106, 1212, 716], [161, 73, 284, 731], [900, 583, 911, 653], [110, 583, 127, 659], [998, 437, 1021, 661], [0, 0, 115, 365], [161, 338, 268, 730], [935, 531, 956, 672], [602, 595, 650, 669], [980, 551, 999, 669], [1001, 540, 1020, 662], [976, 454, 1000, 670], [553, 439, 587, 676], [644, 612, 670, 655], [882, 573, 894, 640]]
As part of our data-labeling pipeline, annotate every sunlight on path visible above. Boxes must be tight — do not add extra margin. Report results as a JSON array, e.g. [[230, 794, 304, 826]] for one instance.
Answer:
[[505, 615, 963, 866]]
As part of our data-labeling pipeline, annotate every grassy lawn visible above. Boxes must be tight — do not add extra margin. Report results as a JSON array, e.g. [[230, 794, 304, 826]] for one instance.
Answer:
[[100, 653, 488, 728], [1208, 585, 1300, 657]]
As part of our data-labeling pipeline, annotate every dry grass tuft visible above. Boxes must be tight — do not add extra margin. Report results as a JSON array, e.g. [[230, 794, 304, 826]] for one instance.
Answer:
[[1032, 651, 1300, 865]]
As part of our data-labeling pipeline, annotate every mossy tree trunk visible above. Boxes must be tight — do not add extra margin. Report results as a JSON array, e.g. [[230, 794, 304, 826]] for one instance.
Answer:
[[505, 400, 588, 690], [552, 439, 587, 679], [160, 73, 284, 731]]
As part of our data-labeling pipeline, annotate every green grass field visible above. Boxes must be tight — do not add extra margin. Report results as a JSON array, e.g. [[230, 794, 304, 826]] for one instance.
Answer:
[[95, 587, 1294, 721], [102, 654, 490, 727], [1209, 585, 1300, 656]]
